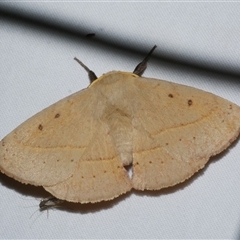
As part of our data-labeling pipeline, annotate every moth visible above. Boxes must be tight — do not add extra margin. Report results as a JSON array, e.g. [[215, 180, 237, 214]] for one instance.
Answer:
[[0, 46, 240, 203]]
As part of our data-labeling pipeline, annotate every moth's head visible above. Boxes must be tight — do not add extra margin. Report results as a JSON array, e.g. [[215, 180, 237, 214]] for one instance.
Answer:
[[90, 71, 139, 87], [74, 45, 157, 85]]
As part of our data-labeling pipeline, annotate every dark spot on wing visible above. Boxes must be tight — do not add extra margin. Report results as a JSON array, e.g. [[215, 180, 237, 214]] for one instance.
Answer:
[[188, 99, 193, 106]]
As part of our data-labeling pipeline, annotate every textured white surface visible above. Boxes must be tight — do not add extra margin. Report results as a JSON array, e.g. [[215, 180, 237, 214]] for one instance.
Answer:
[[0, 2, 240, 239]]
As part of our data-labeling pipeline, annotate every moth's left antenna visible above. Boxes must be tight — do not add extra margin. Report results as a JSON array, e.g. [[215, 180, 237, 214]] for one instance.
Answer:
[[74, 57, 98, 83]]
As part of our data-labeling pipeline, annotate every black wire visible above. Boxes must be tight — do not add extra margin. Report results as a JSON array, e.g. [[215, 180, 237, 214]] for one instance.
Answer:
[[1, 6, 240, 84]]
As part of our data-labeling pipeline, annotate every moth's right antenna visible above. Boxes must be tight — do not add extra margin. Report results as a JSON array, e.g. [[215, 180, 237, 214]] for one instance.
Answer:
[[133, 45, 157, 77]]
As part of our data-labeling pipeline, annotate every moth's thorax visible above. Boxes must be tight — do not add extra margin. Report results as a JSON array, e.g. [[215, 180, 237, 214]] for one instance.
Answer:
[[91, 71, 139, 119]]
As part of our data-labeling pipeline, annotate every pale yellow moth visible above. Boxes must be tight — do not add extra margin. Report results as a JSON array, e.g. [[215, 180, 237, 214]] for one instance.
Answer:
[[0, 46, 240, 204]]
